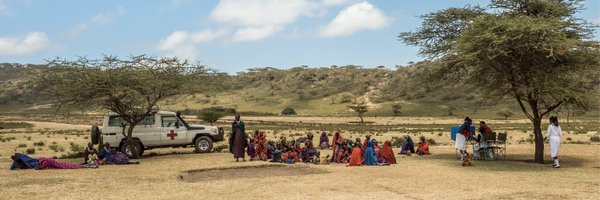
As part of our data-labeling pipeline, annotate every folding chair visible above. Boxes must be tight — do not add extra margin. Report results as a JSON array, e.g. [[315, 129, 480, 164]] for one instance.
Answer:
[[495, 132, 507, 159], [482, 132, 496, 160]]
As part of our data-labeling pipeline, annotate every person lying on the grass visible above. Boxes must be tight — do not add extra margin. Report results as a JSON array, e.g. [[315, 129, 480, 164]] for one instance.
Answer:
[[10, 153, 93, 170], [380, 141, 397, 164], [400, 135, 415, 155], [348, 142, 364, 166], [416, 136, 430, 156], [98, 143, 139, 165], [319, 131, 330, 149], [301, 141, 318, 163], [363, 140, 378, 166], [83, 142, 98, 164]]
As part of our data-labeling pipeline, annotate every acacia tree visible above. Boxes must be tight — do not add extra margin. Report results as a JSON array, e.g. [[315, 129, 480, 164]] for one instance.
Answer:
[[348, 100, 368, 123], [35, 55, 216, 158], [400, 0, 599, 163]]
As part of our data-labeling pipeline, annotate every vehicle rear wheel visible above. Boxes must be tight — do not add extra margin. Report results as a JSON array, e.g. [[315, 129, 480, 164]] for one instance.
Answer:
[[90, 125, 100, 145], [194, 136, 213, 153], [121, 140, 143, 158]]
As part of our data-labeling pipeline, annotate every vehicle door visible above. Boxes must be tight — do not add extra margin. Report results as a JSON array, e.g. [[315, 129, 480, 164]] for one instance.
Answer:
[[133, 115, 161, 147], [160, 115, 187, 145]]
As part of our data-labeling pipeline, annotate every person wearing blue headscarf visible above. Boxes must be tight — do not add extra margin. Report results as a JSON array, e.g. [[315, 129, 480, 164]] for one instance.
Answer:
[[400, 136, 415, 155], [363, 140, 377, 166]]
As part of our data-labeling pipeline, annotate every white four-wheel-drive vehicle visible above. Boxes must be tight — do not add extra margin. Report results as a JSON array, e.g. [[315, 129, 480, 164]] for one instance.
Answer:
[[90, 111, 224, 157]]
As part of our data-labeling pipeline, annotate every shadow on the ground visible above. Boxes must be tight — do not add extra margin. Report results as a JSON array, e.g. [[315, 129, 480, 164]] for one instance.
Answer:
[[422, 152, 597, 171]]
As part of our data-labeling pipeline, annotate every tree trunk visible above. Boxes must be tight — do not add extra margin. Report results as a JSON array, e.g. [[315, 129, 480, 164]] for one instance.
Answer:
[[359, 114, 364, 123], [533, 118, 544, 163], [127, 124, 141, 159]]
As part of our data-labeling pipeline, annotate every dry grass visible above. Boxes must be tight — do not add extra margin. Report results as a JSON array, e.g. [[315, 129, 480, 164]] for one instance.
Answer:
[[0, 116, 599, 199]]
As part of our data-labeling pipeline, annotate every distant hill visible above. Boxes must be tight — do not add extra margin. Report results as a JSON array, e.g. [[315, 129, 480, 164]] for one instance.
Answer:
[[0, 62, 596, 118]]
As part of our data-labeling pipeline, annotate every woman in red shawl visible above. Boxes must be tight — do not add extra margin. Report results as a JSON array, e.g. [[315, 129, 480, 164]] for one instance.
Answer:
[[380, 141, 397, 164], [254, 130, 268, 161], [348, 142, 363, 166], [330, 130, 343, 162], [417, 136, 430, 155]]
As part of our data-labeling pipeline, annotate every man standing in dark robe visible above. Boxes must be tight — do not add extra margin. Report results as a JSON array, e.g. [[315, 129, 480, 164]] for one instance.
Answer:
[[229, 114, 247, 162]]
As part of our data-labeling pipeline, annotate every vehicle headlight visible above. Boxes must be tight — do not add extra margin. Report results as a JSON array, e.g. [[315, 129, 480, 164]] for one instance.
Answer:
[[210, 127, 218, 134]]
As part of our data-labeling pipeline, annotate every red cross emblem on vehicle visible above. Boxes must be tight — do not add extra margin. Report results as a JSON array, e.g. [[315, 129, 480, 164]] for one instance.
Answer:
[[167, 130, 177, 140]]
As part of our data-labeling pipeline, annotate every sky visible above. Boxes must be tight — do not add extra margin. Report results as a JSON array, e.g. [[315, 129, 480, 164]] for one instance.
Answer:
[[0, 0, 598, 74]]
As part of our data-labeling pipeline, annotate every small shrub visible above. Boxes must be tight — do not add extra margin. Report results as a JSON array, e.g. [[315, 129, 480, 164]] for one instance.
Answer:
[[25, 148, 35, 154], [17, 144, 27, 148], [391, 136, 405, 148], [49, 144, 59, 152], [51, 141, 57, 145], [58, 146, 65, 152], [83, 136, 89, 139], [281, 107, 297, 116], [590, 135, 600, 142], [437, 133, 443, 137], [427, 138, 437, 145], [33, 141, 45, 146], [69, 143, 83, 153], [59, 152, 84, 159], [213, 144, 229, 153], [26, 136, 32, 141], [566, 137, 572, 141]]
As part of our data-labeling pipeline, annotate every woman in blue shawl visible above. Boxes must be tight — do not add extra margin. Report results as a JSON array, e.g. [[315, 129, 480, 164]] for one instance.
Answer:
[[363, 140, 377, 166], [400, 135, 415, 155]]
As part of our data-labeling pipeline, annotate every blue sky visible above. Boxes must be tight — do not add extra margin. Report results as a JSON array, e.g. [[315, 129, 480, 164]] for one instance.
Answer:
[[1, 0, 598, 74]]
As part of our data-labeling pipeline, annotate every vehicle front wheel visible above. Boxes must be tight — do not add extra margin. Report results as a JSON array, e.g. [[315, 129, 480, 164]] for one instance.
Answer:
[[194, 136, 213, 153], [121, 140, 143, 158]]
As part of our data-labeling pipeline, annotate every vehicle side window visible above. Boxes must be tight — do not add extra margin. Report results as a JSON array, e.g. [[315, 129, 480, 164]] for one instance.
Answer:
[[141, 115, 155, 126], [108, 115, 155, 127], [161, 116, 180, 127], [108, 116, 128, 127]]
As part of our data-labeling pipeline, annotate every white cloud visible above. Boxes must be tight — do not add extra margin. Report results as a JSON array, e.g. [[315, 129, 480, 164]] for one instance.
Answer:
[[319, 1, 391, 37], [157, 28, 227, 60], [232, 26, 281, 42], [0, 0, 8, 15], [210, 0, 320, 42], [68, 7, 126, 36], [0, 32, 50, 55], [322, 0, 351, 6]]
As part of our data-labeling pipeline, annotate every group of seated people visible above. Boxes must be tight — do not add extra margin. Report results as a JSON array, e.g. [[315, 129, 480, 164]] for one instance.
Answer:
[[398, 135, 431, 156], [10, 142, 138, 170], [246, 130, 434, 166]]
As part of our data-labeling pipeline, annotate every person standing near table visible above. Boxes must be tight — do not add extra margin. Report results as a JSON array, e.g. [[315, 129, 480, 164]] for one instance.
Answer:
[[229, 114, 247, 162], [455, 117, 472, 160], [546, 116, 562, 168]]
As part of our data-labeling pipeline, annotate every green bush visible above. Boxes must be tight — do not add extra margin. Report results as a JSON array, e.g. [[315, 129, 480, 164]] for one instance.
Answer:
[[590, 135, 600, 142], [49, 144, 59, 152], [25, 148, 35, 154], [427, 138, 437, 145], [69, 142, 83, 153], [26, 136, 32, 141], [391, 136, 405, 148], [59, 152, 83, 159], [197, 110, 225, 125], [33, 141, 45, 146], [17, 144, 27, 148], [281, 107, 297, 116]]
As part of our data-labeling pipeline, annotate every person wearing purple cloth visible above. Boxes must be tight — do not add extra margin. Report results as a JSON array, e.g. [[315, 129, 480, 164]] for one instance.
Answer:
[[247, 139, 256, 161], [319, 131, 330, 149]]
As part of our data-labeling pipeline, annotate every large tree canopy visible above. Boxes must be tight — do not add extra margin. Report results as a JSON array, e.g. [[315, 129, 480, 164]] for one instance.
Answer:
[[35, 55, 218, 158], [400, 0, 599, 163]]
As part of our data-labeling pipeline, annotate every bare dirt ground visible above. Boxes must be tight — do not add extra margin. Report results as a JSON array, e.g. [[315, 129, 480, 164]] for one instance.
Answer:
[[0, 116, 598, 199]]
